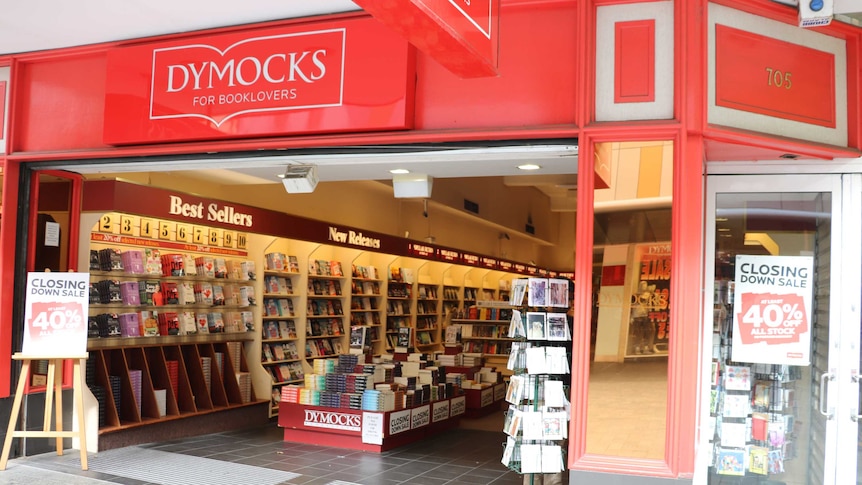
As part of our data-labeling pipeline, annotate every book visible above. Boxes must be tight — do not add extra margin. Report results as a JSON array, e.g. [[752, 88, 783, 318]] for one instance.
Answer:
[[264, 321, 280, 339]]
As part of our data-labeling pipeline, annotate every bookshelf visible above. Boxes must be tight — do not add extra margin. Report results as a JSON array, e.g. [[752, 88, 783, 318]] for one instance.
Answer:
[[385, 263, 413, 351], [349, 263, 383, 356], [83, 213, 266, 434], [451, 318, 514, 356], [305, 254, 348, 362]]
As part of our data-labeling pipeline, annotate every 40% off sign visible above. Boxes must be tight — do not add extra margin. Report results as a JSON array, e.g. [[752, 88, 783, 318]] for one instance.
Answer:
[[737, 293, 807, 340], [22, 272, 90, 356]]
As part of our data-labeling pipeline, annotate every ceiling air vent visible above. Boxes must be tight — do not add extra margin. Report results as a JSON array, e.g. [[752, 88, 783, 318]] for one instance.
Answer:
[[464, 199, 479, 214]]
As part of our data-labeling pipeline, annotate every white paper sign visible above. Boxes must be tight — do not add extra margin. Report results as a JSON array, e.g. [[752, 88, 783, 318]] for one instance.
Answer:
[[732, 255, 813, 365], [361, 412, 384, 445], [22, 272, 89, 356]]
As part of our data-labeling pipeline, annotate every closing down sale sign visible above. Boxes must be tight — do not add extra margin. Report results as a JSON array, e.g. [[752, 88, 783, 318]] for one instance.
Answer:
[[731, 255, 813, 365]]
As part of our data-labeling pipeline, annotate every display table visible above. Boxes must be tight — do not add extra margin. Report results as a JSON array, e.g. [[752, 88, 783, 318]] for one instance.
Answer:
[[278, 395, 465, 452], [463, 383, 506, 418]]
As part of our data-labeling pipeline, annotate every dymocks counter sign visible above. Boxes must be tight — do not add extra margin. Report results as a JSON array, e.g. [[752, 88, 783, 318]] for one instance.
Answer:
[[731, 255, 813, 365]]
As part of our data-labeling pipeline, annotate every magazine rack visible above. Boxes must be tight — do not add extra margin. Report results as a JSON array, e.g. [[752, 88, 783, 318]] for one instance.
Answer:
[[0, 353, 89, 471]]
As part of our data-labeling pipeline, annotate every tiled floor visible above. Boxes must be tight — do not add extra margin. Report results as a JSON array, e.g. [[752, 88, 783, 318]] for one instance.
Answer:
[[9, 415, 524, 485], [5, 360, 669, 484]]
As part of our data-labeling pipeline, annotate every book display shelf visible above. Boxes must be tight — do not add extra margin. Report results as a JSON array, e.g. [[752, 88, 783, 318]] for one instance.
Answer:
[[501, 278, 572, 479], [83, 212, 265, 434], [349, 263, 383, 356], [385, 264, 413, 352], [261, 252, 303, 415]]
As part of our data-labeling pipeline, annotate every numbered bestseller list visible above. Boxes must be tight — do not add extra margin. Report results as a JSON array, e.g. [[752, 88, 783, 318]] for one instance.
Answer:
[[22, 272, 89, 357]]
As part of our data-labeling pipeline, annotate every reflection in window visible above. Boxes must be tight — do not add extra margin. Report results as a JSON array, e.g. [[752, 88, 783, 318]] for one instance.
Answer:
[[586, 141, 672, 459]]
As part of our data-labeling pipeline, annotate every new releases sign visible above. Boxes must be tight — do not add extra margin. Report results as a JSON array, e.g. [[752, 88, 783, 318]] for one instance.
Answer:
[[22, 272, 90, 357], [151, 28, 345, 127], [732, 255, 813, 365]]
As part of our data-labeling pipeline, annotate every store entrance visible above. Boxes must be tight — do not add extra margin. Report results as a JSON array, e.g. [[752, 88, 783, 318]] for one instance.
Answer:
[[704, 173, 861, 484]]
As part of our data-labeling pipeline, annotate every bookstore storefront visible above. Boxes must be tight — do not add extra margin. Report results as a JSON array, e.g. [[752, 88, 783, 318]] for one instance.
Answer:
[[1, 1, 862, 484]]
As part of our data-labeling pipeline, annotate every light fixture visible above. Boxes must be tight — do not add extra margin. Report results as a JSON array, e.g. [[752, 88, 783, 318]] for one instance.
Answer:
[[393, 173, 433, 198], [744, 232, 779, 256], [390, 168, 410, 174], [518, 163, 542, 171], [279, 164, 319, 193]]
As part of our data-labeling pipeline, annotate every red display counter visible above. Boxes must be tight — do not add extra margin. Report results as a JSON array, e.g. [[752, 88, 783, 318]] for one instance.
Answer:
[[464, 382, 506, 418], [278, 395, 465, 452]]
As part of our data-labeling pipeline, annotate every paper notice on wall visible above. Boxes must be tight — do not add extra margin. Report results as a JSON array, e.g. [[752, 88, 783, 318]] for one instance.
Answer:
[[731, 255, 813, 365], [362, 412, 383, 445]]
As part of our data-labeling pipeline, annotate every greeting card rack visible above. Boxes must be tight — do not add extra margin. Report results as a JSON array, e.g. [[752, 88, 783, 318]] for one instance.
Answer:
[[500, 277, 572, 483]]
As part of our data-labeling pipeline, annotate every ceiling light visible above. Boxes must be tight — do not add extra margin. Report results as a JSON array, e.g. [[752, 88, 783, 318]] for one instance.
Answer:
[[389, 169, 410, 174], [518, 164, 542, 171], [393, 173, 433, 198]]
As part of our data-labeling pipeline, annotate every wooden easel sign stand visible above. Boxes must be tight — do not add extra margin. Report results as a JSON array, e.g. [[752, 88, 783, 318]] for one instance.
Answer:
[[0, 271, 91, 470]]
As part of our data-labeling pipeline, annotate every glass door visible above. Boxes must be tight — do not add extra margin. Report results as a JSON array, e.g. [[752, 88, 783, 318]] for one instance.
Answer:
[[703, 173, 861, 484]]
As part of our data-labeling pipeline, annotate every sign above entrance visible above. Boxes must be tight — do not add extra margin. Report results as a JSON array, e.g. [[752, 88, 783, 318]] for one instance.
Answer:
[[353, 0, 499, 78], [103, 18, 415, 145]]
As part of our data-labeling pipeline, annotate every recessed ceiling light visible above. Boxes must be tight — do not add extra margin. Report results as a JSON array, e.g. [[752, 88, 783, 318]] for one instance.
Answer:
[[390, 169, 410, 174], [518, 164, 541, 171]]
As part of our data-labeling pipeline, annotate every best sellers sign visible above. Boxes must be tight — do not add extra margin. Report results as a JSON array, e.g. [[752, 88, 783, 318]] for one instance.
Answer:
[[732, 255, 813, 365]]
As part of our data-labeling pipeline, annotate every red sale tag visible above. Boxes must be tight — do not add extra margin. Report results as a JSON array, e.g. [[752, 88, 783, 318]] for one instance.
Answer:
[[736, 292, 808, 345], [28, 301, 86, 340]]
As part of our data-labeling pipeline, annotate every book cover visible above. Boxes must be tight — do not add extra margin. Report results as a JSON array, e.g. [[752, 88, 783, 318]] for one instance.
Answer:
[[213, 258, 228, 278], [265, 321, 280, 339], [195, 312, 210, 333], [279, 320, 296, 339], [768, 449, 785, 474], [265, 275, 280, 294], [396, 327, 413, 352]]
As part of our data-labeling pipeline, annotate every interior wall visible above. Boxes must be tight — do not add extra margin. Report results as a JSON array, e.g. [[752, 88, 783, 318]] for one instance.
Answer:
[[88, 173, 576, 271]]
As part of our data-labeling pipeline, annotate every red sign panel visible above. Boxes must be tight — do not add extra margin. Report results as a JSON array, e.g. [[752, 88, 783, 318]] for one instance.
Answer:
[[0, 81, 6, 141], [151, 29, 345, 127], [104, 18, 414, 144], [715, 25, 836, 128], [354, 0, 499, 78]]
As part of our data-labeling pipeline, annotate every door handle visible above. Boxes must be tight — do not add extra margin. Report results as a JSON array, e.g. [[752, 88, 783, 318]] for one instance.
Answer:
[[819, 372, 834, 419]]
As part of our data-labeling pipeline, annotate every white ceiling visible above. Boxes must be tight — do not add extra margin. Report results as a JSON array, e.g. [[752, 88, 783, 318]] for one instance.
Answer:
[[0, 1, 362, 56]]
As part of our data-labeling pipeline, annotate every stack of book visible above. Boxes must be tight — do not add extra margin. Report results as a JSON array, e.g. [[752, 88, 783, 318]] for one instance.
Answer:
[[201, 356, 212, 394], [166, 360, 179, 398], [129, 369, 142, 416]]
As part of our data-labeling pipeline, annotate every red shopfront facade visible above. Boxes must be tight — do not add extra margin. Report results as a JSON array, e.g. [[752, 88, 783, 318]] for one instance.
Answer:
[[0, 1, 861, 483]]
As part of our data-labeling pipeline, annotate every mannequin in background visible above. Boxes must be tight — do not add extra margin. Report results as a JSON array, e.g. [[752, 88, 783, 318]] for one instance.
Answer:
[[631, 281, 657, 354]]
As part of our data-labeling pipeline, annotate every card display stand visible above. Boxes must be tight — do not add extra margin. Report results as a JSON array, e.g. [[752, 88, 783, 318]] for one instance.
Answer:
[[501, 278, 572, 480], [277, 396, 465, 453], [0, 354, 89, 471]]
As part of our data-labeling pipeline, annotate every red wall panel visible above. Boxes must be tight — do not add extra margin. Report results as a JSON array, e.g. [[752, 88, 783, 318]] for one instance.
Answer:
[[14, 53, 109, 152], [414, 2, 578, 131], [614, 20, 655, 103], [11, 3, 578, 154]]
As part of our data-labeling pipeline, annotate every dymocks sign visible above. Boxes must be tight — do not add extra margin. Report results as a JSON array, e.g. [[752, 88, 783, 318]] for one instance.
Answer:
[[104, 18, 414, 144], [152, 29, 345, 127]]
